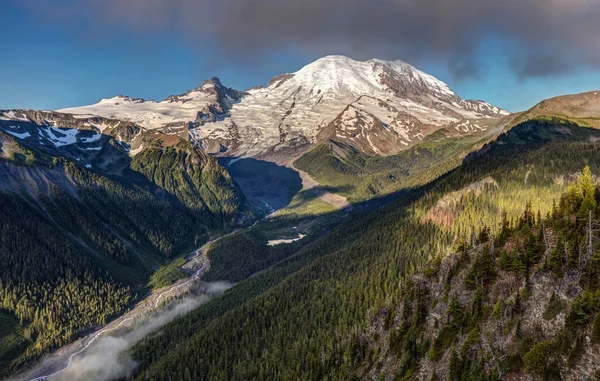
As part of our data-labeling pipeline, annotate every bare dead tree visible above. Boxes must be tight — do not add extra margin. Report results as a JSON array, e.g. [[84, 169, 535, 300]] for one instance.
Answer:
[[480, 330, 501, 378], [542, 220, 551, 251], [579, 210, 598, 272], [587, 210, 594, 265]]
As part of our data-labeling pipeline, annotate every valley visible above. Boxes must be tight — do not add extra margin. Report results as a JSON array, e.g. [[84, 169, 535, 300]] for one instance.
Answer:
[[5, 143, 355, 381], [1, 52, 600, 381], [14, 220, 219, 381]]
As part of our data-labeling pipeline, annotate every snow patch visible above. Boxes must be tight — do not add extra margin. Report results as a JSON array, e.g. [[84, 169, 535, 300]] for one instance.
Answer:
[[267, 234, 307, 246], [5, 130, 31, 139], [44, 127, 79, 146], [5, 111, 29, 122]]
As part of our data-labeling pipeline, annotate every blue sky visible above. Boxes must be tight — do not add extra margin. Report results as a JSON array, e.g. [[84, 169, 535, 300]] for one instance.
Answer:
[[2, 1, 599, 113]]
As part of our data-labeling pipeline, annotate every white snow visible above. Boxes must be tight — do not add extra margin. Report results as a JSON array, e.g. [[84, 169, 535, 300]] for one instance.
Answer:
[[38, 126, 80, 147], [267, 234, 307, 246], [227, 158, 242, 167], [48, 127, 79, 146], [5, 111, 30, 122], [454, 119, 487, 133], [5, 130, 31, 139], [53, 55, 506, 157], [198, 55, 506, 156], [365, 133, 379, 154], [58, 89, 217, 130]]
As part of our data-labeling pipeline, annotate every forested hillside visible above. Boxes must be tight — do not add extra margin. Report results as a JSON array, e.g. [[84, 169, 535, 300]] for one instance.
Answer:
[[361, 166, 600, 380], [130, 140, 245, 230], [294, 130, 496, 203], [129, 118, 600, 380], [0, 131, 250, 375]]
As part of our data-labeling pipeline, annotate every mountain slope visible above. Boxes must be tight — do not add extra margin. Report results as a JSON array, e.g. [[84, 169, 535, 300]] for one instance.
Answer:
[[507, 90, 600, 129], [127, 109, 600, 380], [294, 113, 516, 202], [0, 117, 251, 374], [54, 56, 506, 159], [0, 56, 507, 379], [363, 170, 600, 380]]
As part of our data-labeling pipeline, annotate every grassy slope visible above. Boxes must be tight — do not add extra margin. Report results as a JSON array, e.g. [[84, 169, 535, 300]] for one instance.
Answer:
[[294, 133, 489, 203]]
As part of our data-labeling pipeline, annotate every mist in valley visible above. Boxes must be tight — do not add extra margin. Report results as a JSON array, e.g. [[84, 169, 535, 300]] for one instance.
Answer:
[[41, 282, 232, 381]]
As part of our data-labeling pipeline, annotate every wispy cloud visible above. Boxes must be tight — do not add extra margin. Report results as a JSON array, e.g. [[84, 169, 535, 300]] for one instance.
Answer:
[[12, 0, 600, 78]]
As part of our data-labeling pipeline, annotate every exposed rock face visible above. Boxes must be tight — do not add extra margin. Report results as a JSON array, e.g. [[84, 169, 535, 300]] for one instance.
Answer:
[[0, 109, 185, 174], [267, 73, 295, 88], [316, 96, 434, 155]]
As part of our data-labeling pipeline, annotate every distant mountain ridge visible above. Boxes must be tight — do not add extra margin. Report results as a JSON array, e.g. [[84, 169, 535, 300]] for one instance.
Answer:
[[58, 77, 243, 131], [197, 55, 508, 156], [51, 55, 508, 158]]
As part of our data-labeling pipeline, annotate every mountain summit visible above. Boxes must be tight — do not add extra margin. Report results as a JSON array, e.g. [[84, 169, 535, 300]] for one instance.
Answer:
[[198, 55, 508, 156]]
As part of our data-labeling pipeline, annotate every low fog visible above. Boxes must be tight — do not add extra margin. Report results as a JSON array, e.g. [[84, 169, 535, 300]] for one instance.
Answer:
[[46, 281, 232, 381]]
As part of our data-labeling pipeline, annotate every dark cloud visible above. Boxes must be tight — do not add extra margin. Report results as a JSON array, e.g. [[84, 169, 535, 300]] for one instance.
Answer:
[[14, 0, 600, 78]]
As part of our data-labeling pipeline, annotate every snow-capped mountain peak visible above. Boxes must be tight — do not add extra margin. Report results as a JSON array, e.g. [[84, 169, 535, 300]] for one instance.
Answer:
[[57, 55, 507, 157], [266, 55, 457, 102], [197, 55, 508, 156], [285, 55, 387, 95]]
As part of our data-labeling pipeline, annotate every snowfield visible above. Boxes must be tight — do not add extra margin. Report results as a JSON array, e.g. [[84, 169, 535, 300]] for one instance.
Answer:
[[199, 55, 508, 156], [58, 80, 233, 130]]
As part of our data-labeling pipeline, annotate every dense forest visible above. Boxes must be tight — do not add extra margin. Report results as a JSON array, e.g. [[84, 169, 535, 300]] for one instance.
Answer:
[[0, 131, 249, 375], [129, 118, 600, 380], [204, 194, 342, 283], [0, 191, 132, 370], [130, 140, 246, 231]]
